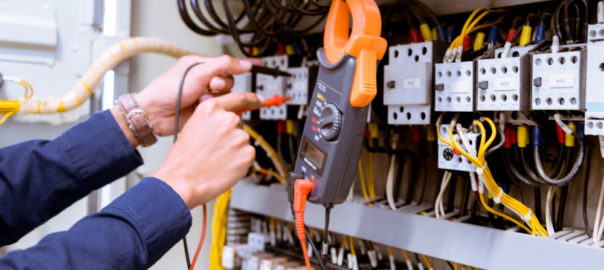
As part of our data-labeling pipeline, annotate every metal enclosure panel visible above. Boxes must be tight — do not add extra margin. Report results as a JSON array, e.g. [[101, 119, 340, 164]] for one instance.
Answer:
[[585, 24, 604, 135], [436, 124, 477, 172], [258, 55, 288, 120], [476, 46, 533, 112], [434, 61, 475, 112], [531, 48, 585, 111], [230, 179, 604, 270]]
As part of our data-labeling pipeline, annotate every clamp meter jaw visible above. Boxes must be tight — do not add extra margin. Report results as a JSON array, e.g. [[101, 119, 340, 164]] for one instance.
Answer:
[[288, 0, 386, 205]]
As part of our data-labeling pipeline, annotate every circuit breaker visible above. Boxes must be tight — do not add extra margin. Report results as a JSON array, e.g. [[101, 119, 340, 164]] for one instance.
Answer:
[[476, 46, 533, 112], [383, 42, 447, 124], [437, 124, 478, 172], [530, 46, 586, 111], [585, 24, 604, 135], [257, 55, 288, 120], [232, 73, 253, 121], [434, 61, 475, 112], [284, 67, 309, 106]]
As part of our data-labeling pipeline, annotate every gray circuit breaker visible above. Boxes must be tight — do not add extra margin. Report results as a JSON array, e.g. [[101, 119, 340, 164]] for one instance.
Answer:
[[434, 61, 475, 112], [585, 24, 604, 135], [530, 45, 586, 111], [476, 46, 534, 112], [383, 41, 447, 124], [231, 73, 252, 121]]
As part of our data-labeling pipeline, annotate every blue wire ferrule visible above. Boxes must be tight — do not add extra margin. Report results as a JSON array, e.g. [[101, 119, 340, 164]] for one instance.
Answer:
[[577, 124, 585, 146], [534, 24, 546, 44], [446, 26, 455, 43], [531, 126, 543, 146], [487, 25, 498, 45], [436, 26, 446, 42]]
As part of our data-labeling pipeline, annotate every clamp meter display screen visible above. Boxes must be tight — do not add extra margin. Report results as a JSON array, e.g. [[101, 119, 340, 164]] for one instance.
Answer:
[[301, 139, 325, 171]]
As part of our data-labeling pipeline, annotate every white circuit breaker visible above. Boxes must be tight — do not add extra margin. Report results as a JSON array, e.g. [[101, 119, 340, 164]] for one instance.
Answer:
[[476, 46, 534, 112], [585, 24, 604, 135], [284, 67, 309, 106], [434, 61, 475, 112], [383, 42, 447, 124], [437, 124, 478, 172], [257, 55, 288, 120], [530, 46, 585, 111], [232, 73, 253, 121]]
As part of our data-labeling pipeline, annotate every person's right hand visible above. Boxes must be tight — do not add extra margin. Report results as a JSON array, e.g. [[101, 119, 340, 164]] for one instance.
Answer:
[[151, 92, 263, 209]]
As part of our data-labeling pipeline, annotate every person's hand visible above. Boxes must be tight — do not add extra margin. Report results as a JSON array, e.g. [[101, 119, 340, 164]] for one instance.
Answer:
[[135, 55, 261, 136], [151, 92, 262, 208]]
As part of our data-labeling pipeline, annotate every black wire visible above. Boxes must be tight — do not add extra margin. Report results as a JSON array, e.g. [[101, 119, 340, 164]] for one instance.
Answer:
[[175, 62, 205, 269], [305, 228, 327, 270], [323, 205, 332, 264], [555, 185, 569, 231], [534, 187, 542, 221]]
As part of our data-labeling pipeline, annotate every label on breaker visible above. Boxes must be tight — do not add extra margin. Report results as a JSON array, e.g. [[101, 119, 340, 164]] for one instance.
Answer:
[[494, 78, 517, 91], [403, 78, 421, 89], [450, 80, 471, 93], [548, 74, 575, 88]]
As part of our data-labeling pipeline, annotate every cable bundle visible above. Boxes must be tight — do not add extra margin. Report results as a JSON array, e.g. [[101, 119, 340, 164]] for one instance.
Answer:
[[177, 0, 329, 56], [443, 8, 504, 62], [437, 116, 548, 237]]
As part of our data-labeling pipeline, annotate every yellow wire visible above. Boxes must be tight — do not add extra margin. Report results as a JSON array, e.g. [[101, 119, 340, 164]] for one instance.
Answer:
[[421, 254, 433, 269], [253, 167, 285, 185], [367, 140, 376, 198], [210, 189, 231, 270], [437, 116, 548, 237], [0, 111, 15, 125], [388, 247, 393, 256], [348, 237, 356, 256], [401, 249, 410, 261], [358, 159, 369, 200], [454, 263, 459, 270], [478, 190, 532, 234], [243, 125, 286, 184]]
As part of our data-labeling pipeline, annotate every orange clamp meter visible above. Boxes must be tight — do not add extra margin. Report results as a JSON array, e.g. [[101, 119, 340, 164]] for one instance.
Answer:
[[289, 0, 386, 205]]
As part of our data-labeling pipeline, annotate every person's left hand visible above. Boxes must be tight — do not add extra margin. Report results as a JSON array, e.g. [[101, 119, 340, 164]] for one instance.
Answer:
[[135, 55, 260, 136]]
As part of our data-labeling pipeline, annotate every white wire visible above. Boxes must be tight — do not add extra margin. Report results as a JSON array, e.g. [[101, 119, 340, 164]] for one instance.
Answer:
[[593, 173, 604, 245], [545, 186, 557, 235], [553, 114, 573, 135], [386, 154, 398, 211], [435, 171, 452, 218]]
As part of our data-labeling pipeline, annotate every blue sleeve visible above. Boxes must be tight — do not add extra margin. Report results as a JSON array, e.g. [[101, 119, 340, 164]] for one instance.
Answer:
[[0, 177, 193, 270], [0, 110, 143, 245]]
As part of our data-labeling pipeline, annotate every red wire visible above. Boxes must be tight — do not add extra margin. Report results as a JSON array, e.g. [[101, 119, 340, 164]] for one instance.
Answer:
[[189, 204, 207, 270]]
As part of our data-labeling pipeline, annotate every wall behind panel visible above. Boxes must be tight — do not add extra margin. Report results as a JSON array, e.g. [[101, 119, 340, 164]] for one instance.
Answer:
[[129, 0, 223, 269]]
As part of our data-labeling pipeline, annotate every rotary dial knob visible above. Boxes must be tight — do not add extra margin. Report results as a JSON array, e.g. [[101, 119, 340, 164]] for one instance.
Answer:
[[318, 103, 342, 141]]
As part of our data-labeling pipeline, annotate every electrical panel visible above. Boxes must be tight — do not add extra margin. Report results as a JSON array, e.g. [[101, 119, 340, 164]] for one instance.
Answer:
[[383, 42, 447, 125], [476, 46, 533, 112], [530, 47, 586, 111], [585, 24, 604, 135], [434, 61, 475, 112], [437, 124, 478, 172], [257, 55, 289, 120]]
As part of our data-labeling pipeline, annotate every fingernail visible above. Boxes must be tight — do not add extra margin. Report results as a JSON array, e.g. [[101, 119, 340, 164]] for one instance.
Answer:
[[214, 78, 226, 89], [239, 59, 252, 69], [256, 93, 265, 103]]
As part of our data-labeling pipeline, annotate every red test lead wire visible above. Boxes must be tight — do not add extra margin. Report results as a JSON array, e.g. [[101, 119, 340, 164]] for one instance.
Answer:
[[293, 179, 314, 270], [235, 94, 292, 115]]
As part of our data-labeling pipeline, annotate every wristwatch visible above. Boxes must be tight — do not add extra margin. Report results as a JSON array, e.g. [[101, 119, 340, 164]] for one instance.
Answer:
[[117, 93, 157, 147]]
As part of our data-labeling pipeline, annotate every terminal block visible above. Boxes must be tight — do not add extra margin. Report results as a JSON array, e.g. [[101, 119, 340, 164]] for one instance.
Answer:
[[476, 46, 534, 112], [383, 42, 447, 125], [585, 24, 604, 135], [434, 61, 475, 112], [232, 73, 253, 121], [530, 46, 586, 111], [437, 124, 479, 172], [257, 55, 288, 120]]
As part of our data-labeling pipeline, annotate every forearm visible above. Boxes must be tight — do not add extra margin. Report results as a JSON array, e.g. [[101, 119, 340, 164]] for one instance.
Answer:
[[0, 178, 192, 270], [0, 110, 143, 245]]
